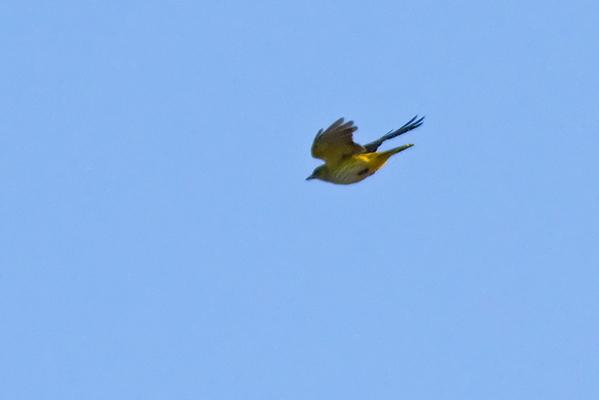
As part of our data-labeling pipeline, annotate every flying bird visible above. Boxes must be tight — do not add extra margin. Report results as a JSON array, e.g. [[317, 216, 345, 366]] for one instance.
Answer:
[[306, 115, 425, 184]]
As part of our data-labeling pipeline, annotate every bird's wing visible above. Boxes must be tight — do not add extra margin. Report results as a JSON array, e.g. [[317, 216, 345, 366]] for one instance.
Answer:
[[362, 115, 425, 153], [311, 118, 364, 165]]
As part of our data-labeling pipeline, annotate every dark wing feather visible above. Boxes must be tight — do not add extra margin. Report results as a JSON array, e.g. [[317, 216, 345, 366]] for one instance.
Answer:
[[362, 115, 425, 153], [311, 118, 364, 165]]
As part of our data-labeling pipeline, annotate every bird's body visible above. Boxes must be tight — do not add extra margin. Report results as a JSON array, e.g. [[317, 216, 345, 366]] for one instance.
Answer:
[[306, 116, 424, 184], [311, 145, 414, 185]]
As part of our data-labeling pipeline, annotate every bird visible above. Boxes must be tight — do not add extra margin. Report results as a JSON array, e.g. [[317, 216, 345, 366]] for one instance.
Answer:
[[306, 115, 425, 184]]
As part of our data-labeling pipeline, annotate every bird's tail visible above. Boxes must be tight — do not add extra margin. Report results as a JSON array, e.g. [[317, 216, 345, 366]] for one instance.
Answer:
[[378, 143, 414, 159], [367, 144, 414, 171], [371, 144, 414, 168], [363, 115, 424, 153]]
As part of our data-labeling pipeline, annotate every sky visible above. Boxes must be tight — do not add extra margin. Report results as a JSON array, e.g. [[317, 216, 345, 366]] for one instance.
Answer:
[[2, 0, 599, 398]]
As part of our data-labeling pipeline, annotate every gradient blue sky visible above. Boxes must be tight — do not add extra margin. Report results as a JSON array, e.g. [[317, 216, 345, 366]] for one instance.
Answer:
[[2, 1, 599, 398]]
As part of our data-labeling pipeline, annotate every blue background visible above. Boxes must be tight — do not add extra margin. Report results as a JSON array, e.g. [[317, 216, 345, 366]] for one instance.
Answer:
[[2, 1, 599, 398]]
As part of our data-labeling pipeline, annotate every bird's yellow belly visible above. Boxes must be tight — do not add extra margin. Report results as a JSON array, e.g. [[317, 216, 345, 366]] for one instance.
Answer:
[[327, 156, 379, 184]]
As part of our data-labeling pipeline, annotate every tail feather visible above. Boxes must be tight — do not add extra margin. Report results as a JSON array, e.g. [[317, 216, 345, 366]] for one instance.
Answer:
[[365, 144, 414, 172], [378, 143, 414, 159]]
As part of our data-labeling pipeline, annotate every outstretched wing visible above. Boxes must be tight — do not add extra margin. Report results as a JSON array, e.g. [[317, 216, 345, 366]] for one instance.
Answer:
[[311, 118, 364, 165], [362, 115, 425, 153]]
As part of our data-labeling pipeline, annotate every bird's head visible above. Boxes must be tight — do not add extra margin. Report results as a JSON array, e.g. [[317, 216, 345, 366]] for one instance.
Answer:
[[306, 165, 330, 182]]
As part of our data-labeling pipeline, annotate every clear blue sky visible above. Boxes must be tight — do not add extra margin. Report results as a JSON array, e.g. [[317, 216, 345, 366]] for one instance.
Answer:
[[2, 1, 599, 398]]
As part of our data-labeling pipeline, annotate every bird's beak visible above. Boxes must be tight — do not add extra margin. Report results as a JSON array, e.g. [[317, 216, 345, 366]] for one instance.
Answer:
[[306, 174, 315, 181]]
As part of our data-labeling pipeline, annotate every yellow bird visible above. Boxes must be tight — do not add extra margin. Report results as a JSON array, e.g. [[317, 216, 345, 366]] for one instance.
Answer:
[[306, 115, 425, 184]]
